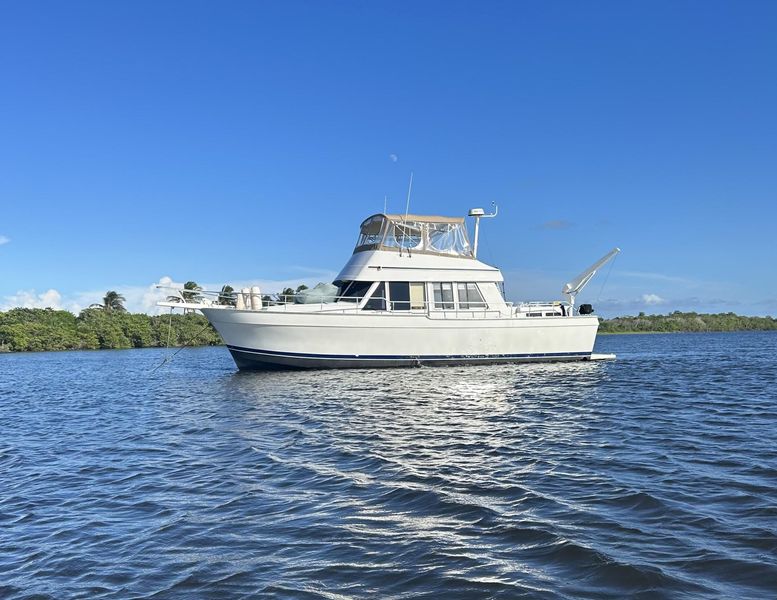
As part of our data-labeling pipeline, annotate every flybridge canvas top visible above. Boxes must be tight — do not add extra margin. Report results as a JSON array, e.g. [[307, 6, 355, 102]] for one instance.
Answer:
[[354, 213, 473, 258]]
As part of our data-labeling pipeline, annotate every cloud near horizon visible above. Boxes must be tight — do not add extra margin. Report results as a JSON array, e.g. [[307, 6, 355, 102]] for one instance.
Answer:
[[1, 289, 64, 311], [0, 271, 339, 315], [642, 293, 666, 305]]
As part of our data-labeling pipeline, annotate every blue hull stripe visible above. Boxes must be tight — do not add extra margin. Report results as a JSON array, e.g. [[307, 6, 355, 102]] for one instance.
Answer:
[[226, 345, 590, 361]]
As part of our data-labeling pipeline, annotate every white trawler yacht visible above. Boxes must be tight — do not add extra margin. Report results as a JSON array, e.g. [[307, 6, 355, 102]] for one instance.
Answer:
[[160, 208, 619, 370]]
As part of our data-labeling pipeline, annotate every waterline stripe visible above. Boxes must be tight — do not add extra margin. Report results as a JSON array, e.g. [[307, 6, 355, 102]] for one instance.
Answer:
[[226, 345, 591, 361]]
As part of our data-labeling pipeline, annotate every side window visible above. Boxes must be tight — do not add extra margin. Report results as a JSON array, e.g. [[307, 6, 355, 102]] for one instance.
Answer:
[[457, 283, 469, 309], [432, 283, 454, 309], [457, 283, 486, 309], [363, 283, 386, 311], [389, 282, 410, 311], [467, 283, 486, 309]]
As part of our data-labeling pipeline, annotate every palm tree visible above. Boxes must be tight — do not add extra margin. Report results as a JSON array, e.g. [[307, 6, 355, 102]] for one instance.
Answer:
[[102, 290, 126, 312], [279, 284, 308, 303], [218, 285, 236, 306], [182, 281, 203, 303]]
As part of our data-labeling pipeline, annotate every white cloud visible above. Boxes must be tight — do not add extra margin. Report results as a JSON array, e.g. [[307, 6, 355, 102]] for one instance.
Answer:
[[0, 235, 9, 245], [389, 153, 398, 162], [641, 293, 666, 305], [1, 289, 62, 310]]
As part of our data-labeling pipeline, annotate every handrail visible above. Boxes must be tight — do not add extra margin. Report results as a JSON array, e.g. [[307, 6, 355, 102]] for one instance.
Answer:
[[159, 286, 571, 317]]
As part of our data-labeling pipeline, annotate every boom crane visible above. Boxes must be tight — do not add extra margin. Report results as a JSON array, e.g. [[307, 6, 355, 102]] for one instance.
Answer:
[[562, 247, 621, 314]]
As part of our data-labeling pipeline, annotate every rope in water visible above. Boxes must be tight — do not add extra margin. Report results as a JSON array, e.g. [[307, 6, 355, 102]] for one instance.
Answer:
[[150, 317, 214, 373]]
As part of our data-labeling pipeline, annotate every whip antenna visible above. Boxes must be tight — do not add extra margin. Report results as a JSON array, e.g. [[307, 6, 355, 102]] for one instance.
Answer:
[[399, 172, 414, 256], [404, 171, 413, 220]]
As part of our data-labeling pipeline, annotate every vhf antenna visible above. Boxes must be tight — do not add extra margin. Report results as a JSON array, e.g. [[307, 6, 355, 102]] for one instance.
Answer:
[[400, 171, 414, 257]]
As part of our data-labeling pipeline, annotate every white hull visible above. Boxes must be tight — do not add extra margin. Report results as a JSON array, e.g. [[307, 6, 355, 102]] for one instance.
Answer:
[[202, 308, 600, 370]]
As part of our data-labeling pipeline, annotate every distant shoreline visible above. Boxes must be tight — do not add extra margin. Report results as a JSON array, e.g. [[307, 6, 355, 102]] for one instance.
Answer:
[[1, 307, 775, 353], [597, 311, 776, 335], [0, 307, 222, 353], [598, 329, 777, 335]]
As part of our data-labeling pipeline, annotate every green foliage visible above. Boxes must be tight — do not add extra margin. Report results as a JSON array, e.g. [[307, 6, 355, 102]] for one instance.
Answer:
[[598, 311, 777, 334], [101, 290, 126, 312], [0, 308, 81, 351], [0, 307, 223, 352], [218, 284, 236, 306], [279, 284, 309, 303], [182, 281, 203, 303]]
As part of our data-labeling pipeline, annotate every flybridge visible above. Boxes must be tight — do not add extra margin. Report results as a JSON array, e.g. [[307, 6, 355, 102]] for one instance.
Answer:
[[354, 214, 473, 258]]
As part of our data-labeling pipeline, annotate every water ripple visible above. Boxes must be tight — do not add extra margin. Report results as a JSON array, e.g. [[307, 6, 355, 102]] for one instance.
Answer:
[[1, 332, 776, 598]]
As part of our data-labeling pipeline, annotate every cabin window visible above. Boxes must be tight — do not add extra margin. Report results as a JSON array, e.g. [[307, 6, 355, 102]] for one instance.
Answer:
[[432, 283, 455, 309], [409, 282, 426, 310], [336, 280, 373, 303], [363, 283, 386, 311], [545, 312, 558, 317], [457, 283, 486, 309], [527, 312, 543, 317], [389, 282, 411, 311]]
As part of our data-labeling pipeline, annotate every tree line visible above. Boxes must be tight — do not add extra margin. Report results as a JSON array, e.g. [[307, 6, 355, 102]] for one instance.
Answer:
[[0, 307, 222, 352], [0, 283, 312, 353], [0, 287, 224, 353], [3, 292, 775, 353], [598, 311, 777, 333]]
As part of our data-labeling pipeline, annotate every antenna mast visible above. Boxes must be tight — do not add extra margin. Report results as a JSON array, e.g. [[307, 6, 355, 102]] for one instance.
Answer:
[[399, 172, 413, 256], [404, 171, 413, 220], [468, 202, 498, 258]]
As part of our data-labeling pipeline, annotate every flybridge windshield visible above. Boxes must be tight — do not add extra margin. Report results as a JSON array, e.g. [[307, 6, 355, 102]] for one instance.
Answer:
[[355, 214, 473, 257]]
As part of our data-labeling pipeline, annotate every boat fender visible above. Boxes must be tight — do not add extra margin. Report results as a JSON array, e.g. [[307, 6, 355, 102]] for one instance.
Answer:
[[236, 289, 246, 310], [250, 286, 262, 310], [240, 288, 251, 310]]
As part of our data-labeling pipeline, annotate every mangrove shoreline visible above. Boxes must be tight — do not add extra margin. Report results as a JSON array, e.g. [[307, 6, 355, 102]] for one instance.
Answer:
[[0, 308, 222, 353], [1, 308, 775, 353]]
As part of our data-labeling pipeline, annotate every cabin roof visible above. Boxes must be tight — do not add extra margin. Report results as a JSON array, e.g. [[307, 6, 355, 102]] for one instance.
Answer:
[[362, 213, 465, 226]]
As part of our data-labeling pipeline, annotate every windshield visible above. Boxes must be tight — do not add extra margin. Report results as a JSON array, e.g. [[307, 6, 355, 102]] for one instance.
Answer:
[[334, 280, 373, 302]]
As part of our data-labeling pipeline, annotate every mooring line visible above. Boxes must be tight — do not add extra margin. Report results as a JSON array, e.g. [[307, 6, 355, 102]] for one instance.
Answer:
[[150, 319, 214, 373]]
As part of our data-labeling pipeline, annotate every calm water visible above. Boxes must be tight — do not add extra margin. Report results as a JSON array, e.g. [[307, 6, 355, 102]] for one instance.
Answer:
[[1, 333, 776, 599]]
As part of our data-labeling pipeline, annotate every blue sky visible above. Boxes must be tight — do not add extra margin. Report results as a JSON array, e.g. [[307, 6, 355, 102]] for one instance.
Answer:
[[1, 1, 776, 316]]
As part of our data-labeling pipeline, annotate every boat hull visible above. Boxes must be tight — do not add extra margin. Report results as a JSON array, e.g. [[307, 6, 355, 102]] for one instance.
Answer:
[[202, 308, 601, 371]]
